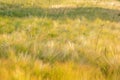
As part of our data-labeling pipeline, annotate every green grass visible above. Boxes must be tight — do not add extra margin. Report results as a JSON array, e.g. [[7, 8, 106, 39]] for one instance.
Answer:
[[0, 0, 120, 80]]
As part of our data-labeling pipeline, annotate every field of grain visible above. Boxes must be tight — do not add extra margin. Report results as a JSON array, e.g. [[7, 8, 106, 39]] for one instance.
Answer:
[[0, 0, 120, 80]]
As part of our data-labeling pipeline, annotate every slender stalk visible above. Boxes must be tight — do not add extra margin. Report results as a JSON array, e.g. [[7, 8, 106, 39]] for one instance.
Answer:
[[95, 24, 104, 52]]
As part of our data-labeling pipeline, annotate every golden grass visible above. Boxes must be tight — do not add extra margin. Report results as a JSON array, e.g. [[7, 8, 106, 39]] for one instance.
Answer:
[[0, 0, 120, 80]]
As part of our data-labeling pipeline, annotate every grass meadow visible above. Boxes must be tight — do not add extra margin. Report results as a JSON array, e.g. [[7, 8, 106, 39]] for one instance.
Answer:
[[0, 0, 120, 80]]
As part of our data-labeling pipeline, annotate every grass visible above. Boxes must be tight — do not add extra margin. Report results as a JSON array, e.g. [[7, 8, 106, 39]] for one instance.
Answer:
[[0, 0, 120, 80]]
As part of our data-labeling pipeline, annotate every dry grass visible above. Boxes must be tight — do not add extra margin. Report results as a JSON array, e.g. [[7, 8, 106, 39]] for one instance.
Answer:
[[0, 0, 120, 80]]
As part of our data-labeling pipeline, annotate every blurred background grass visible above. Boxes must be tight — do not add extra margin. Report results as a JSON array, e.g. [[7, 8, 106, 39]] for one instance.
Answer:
[[0, 0, 120, 80]]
